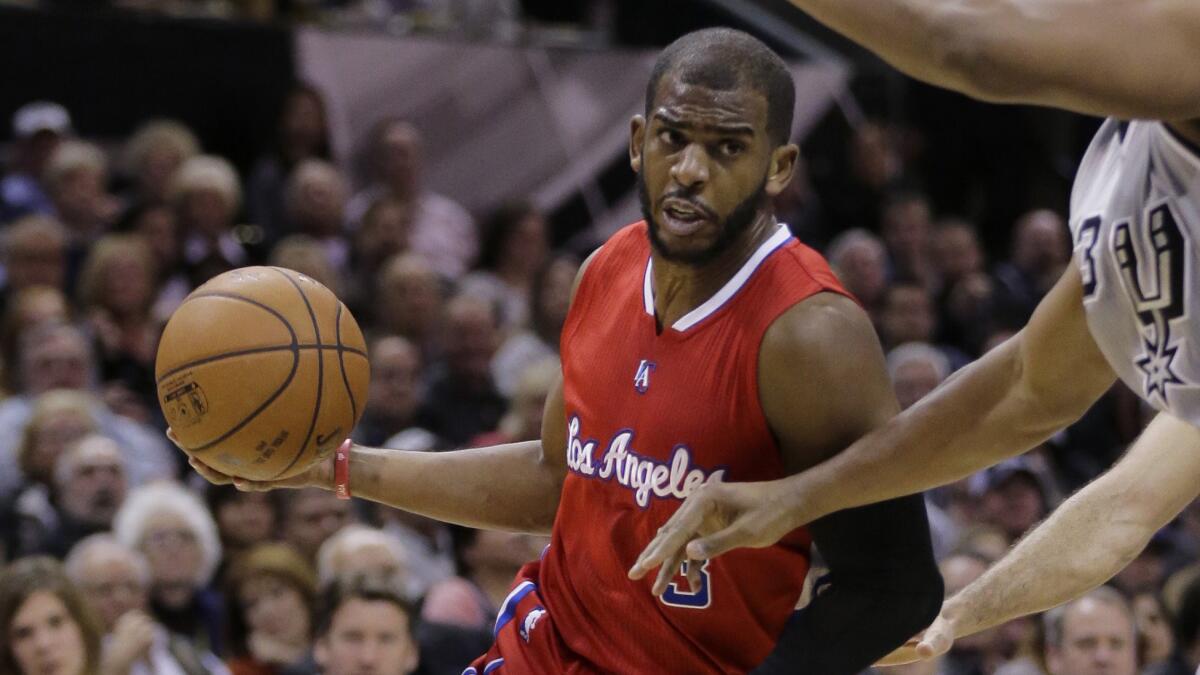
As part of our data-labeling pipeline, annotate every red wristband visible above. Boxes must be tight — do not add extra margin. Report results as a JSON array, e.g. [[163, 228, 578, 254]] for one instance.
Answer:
[[333, 438, 353, 500]]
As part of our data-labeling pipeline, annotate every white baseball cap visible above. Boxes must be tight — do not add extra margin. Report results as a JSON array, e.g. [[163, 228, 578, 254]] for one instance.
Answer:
[[13, 101, 72, 139]]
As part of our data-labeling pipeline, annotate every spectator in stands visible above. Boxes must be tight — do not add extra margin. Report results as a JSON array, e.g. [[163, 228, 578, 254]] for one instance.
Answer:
[[1134, 592, 1185, 675], [826, 228, 889, 320], [936, 550, 1032, 675], [417, 294, 505, 447], [120, 119, 201, 211], [879, 282, 936, 350], [269, 235, 343, 297], [880, 190, 936, 289], [224, 544, 316, 675], [249, 83, 333, 245], [205, 485, 279, 568], [1042, 588, 1139, 675], [422, 527, 545, 631], [316, 525, 411, 596], [281, 160, 350, 278], [0, 556, 101, 675], [114, 482, 224, 657], [773, 154, 831, 249], [994, 209, 1071, 322], [77, 234, 161, 423], [0, 215, 69, 320], [460, 201, 549, 332], [122, 203, 189, 325], [821, 120, 905, 234], [1, 101, 72, 223], [279, 489, 353, 565], [44, 141, 121, 246], [346, 196, 411, 314], [313, 575, 419, 675], [169, 155, 251, 288], [33, 435, 129, 559], [0, 322, 173, 500], [347, 119, 475, 279], [932, 217, 986, 289], [472, 356, 558, 447], [374, 504, 456, 605], [355, 336, 432, 449], [1, 286, 72, 390], [376, 253, 446, 364], [886, 342, 951, 412], [491, 254, 577, 398], [66, 534, 228, 675], [971, 458, 1053, 544]]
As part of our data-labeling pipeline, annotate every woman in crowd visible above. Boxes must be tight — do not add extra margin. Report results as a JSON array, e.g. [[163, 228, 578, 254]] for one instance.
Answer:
[[0, 556, 102, 675], [113, 483, 224, 657], [224, 544, 317, 675]]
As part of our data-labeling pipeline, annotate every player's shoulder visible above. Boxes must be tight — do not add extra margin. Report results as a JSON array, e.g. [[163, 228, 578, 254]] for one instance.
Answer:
[[760, 292, 875, 365]]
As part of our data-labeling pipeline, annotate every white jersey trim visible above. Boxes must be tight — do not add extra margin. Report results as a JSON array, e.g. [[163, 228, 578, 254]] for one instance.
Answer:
[[1159, 123, 1200, 170], [642, 225, 793, 332]]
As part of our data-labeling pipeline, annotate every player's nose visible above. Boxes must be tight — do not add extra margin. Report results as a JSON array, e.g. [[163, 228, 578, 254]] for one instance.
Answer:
[[670, 143, 709, 188]]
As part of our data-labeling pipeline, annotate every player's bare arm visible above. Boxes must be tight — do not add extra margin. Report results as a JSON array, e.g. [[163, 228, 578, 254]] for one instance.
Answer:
[[182, 252, 599, 535], [889, 412, 1200, 664], [785, 0, 1200, 122], [633, 264, 1115, 568]]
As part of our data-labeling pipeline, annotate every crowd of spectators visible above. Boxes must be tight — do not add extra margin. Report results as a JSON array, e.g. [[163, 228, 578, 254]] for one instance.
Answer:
[[0, 45, 1194, 675]]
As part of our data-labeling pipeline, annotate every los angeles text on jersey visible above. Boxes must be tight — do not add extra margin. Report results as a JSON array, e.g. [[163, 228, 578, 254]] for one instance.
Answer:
[[565, 415, 725, 508]]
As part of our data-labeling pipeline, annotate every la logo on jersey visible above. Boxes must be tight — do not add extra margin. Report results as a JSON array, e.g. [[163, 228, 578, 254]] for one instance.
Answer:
[[634, 359, 656, 394]]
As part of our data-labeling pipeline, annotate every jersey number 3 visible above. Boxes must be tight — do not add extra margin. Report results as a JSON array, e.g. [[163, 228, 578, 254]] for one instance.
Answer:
[[660, 560, 712, 609], [1079, 204, 1188, 404]]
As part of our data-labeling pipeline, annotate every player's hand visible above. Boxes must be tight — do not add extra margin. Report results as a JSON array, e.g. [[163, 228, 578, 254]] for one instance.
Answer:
[[168, 428, 334, 492], [873, 609, 957, 666], [628, 477, 802, 596]]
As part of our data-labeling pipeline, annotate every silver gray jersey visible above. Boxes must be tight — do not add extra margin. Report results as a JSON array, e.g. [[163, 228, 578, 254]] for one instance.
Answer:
[[1070, 119, 1200, 424]]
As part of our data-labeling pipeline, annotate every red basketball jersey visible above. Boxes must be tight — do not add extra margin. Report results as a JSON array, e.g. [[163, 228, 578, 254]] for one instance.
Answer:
[[511, 221, 853, 673]]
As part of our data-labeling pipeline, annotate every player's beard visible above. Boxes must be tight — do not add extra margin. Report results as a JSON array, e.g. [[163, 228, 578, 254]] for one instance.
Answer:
[[639, 171, 768, 267]]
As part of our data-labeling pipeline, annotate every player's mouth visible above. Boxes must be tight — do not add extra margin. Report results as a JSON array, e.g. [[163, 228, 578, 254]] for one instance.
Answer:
[[661, 198, 712, 237]]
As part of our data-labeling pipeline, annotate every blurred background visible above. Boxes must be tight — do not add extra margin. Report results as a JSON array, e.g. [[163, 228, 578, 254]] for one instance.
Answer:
[[0, 2, 1185, 675]]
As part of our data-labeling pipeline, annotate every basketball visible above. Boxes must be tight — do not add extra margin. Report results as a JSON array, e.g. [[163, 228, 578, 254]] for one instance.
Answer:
[[155, 266, 370, 481]]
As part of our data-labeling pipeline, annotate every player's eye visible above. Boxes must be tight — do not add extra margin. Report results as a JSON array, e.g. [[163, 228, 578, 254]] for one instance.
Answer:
[[717, 140, 745, 157], [658, 128, 685, 147]]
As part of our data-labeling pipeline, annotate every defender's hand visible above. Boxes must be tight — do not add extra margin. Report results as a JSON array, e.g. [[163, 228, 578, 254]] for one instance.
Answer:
[[628, 478, 802, 596], [874, 610, 957, 666], [168, 428, 334, 492]]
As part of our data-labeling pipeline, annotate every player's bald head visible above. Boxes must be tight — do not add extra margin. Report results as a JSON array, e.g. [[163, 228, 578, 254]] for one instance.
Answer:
[[646, 28, 795, 147]]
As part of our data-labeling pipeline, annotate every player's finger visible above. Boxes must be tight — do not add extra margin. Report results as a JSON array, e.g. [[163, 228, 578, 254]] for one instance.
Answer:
[[187, 457, 233, 485], [165, 428, 183, 450], [916, 627, 952, 659], [651, 549, 686, 597], [685, 521, 753, 560], [686, 560, 701, 593], [629, 504, 704, 579]]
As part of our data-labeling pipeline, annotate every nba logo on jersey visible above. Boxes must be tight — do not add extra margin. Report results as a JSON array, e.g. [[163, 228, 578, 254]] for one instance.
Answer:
[[634, 360, 656, 394]]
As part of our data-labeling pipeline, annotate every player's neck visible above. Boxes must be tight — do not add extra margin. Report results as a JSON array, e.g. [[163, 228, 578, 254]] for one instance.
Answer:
[[650, 213, 778, 330]]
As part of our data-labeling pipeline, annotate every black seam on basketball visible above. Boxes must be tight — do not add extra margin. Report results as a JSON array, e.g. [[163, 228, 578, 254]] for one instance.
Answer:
[[335, 302, 358, 423], [189, 349, 302, 452], [272, 268, 324, 479], [162, 289, 302, 453], [156, 344, 365, 384]]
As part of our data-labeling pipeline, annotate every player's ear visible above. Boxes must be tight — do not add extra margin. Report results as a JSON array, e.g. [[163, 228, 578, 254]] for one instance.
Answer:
[[630, 115, 646, 174], [764, 143, 800, 198]]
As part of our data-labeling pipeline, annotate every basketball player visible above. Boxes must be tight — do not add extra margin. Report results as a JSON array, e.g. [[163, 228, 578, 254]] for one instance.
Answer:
[[180, 29, 944, 673], [629, 0, 1200, 666]]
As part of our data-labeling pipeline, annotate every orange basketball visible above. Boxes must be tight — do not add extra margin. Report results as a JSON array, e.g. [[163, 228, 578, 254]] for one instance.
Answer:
[[155, 267, 370, 481]]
